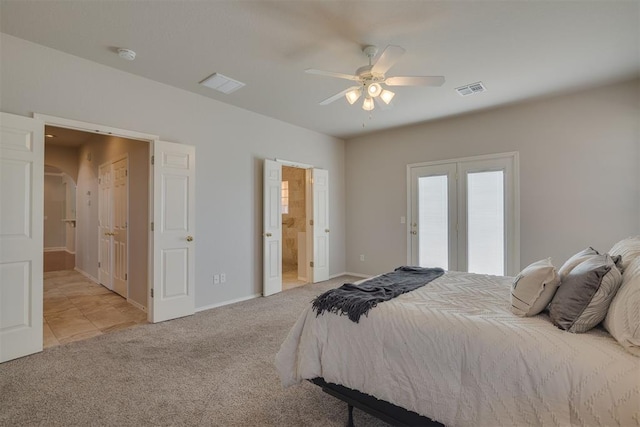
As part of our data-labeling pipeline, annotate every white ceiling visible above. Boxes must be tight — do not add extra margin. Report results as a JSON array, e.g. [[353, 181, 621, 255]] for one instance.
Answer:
[[1, 1, 638, 139]]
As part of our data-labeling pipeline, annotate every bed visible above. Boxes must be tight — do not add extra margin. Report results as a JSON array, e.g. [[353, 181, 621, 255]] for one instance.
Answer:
[[275, 270, 640, 426]]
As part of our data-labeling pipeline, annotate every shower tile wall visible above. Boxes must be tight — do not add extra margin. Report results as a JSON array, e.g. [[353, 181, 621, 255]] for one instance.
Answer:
[[282, 167, 306, 271]]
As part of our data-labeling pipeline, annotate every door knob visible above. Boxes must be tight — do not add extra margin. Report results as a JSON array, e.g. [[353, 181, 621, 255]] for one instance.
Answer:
[[186, 236, 194, 242], [265, 232, 272, 237], [325, 229, 330, 233]]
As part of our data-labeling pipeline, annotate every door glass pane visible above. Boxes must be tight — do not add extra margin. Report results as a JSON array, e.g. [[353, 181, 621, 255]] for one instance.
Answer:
[[467, 171, 504, 275], [418, 175, 448, 269]]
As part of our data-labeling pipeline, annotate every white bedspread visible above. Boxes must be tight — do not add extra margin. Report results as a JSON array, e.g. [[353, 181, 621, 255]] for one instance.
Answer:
[[275, 271, 640, 426]]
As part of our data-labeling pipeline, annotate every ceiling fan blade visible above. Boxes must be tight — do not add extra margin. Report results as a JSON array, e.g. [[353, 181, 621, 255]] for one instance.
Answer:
[[318, 86, 360, 105], [385, 76, 446, 87], [305, 69, 360, 81], [371, 45, 406, 75]]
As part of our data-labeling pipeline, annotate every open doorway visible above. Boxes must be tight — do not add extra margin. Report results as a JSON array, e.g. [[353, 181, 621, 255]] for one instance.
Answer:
[[43, 125, 149, 348], [281, 166, 308, 290], [263, 159, 329, 296]]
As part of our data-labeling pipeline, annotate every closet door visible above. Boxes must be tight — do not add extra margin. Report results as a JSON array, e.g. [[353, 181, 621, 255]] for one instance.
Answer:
[[98, 163, 113, 289], [112, 158, 128, 297]]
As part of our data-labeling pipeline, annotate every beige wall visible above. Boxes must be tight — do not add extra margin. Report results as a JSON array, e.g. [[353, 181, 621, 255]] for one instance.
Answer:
[[43, 174, 65, 248], [75, 135, 149, 308], [45, 147, 78, 255], [345, 79, 640, 276], [1, 34, 346, 309], [45, 144, 79, 182], [282, 166, 306, 268]]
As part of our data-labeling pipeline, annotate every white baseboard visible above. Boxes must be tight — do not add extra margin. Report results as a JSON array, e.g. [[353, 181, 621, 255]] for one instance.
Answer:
[[195, 293, 261, 313], [74, 267, 99, 284], [127, 298, 147, 312], [332, 271, 371, 279]]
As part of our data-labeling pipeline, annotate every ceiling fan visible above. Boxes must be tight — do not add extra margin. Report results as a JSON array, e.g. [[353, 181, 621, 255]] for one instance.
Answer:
[[306, 45, 445, 111]]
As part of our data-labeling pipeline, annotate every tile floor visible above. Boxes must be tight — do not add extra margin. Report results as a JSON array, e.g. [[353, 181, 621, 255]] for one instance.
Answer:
[[44, 270, 147, 348], [282, 267, 307, 290]]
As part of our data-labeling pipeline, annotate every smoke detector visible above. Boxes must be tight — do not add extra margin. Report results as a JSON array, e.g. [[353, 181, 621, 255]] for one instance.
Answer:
[[117, 48, 136, 61]]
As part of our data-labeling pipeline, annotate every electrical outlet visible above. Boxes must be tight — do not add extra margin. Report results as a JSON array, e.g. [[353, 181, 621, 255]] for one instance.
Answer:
[[360, 254, 365, 262], [213, 274, 220, 284], [220, 273, 226, 283]]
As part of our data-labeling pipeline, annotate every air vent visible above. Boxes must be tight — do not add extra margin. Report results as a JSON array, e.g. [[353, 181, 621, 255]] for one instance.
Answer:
[[200, 73, 245, 94], [456, 81, 487, 97]]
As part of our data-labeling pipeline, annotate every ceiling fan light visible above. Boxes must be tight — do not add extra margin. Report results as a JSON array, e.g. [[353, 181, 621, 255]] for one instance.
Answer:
[[380, 89, 395, 104], [367, 83, 381, 97], [362, 97, 375, 111], [345, 88, 361, 105]]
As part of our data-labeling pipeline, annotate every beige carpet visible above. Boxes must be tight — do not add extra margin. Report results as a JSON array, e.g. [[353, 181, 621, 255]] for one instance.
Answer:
[[0, 276, 390, 426]]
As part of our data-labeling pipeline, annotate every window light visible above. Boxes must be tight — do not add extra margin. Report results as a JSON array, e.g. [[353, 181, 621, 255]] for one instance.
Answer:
[[281, 181, 289, 214]]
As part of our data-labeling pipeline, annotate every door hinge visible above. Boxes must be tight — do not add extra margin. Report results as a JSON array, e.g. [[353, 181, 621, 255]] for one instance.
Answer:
[[151, 155, 155, 165], [310, 261, 314, 268], [150, 288, 154, 298], [310, 219, 314, 226], [125, 170, 128, 176], [151, 222, 154, 231], [98, 262, 101, 268], [125, 273, 128, 280]]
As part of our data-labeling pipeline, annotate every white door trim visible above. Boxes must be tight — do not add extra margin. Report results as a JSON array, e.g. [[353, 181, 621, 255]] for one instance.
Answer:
[[33, 114, 159, 141], [34, 113, 157, 322]]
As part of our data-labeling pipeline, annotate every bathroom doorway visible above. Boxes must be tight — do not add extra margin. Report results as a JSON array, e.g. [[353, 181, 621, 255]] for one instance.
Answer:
[[281, 166, 308, 290]]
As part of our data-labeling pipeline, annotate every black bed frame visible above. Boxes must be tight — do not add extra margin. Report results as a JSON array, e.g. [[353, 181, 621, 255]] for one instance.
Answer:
[[310, 378, 444, 427]]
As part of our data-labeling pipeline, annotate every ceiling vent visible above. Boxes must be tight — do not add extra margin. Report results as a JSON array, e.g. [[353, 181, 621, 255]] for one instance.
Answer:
[[455, 81, 486, 96], [200, 73, 245, 94]]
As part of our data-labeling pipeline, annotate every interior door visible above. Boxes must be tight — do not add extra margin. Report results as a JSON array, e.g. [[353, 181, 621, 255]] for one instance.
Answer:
[[98, 163, 113, 289], [311, 168, 329, 283], [0, 112, 44, 363], [151, 141, 195, 322], [112, 157, 128, 297], [263, 159, 282, 296]]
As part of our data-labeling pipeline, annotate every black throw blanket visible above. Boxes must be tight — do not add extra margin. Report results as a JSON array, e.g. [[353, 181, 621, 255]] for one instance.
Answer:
[[312, 266, 445, 323]]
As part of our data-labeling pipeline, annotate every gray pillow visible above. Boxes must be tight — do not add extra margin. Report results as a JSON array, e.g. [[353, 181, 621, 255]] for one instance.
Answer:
[[549, 254, 622, 333], [557, 247, 599, 279]]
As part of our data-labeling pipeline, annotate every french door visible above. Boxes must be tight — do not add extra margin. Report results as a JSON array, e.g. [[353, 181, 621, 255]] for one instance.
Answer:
[[408, 153, 519, 276]]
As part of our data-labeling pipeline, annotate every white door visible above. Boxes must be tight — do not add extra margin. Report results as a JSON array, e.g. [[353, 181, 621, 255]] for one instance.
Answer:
[[409, 163, 457, 270], [263, 159, 282, 296], [458, 157, 518, 275], [151, 141, 195, 322], [407, 153, 519, 275], [0, 112, 44, 363], [98, 163, 113, 289], [112, 158, 128, 297], [312, 168, 329, 283]]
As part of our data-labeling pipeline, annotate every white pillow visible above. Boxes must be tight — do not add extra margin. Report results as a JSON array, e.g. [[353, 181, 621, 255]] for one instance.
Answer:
[[609, 236, 640, 273], [557, 247, 599, 279], [511, 258, 560, 317], [603, 256, 640, 356]]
